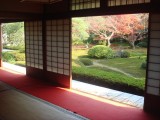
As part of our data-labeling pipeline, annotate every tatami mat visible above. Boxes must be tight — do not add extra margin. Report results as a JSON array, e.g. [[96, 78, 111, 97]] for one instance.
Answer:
[[0, 82, 88, 120]]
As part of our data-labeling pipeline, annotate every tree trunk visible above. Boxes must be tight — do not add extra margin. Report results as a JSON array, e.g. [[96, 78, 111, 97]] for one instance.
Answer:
[[129, 41, 135, 49], [107, 39, 111, 47], [105, 32, 114, 47]]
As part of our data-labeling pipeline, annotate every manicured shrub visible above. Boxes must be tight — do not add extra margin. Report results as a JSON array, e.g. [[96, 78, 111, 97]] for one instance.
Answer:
[[19, 48, 25, 53], [2, 52, 15, 62], [79, 58, 93, 66], [137, 41, 148, 48], [13, 52, 25, 61], [141, 58, 147, 69], [2, 51, 25, 62], [15, 61, 26, 67], [141, 62, 147, 69], [88, 45, 114, 59], [118, 50, 130, 58]]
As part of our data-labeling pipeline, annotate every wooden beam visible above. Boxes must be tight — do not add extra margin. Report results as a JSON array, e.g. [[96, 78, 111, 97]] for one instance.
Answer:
[[0, 11, 43, 22]]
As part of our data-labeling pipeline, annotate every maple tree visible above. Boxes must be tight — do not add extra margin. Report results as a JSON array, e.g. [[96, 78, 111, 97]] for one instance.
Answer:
[[72, 18, 89, 46], [85, 14, 148, 49]]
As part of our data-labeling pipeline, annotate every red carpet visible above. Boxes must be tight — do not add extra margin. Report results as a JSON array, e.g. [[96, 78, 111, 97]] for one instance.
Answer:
[[0, 67, 159, 120]]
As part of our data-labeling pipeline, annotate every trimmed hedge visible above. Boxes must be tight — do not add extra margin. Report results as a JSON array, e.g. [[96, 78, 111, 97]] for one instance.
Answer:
[[2, 52, 15, 62], [79, 58, 93, 66], [72, 66, 144, 91], [2, 51, 25, 62], [88, 45, 114, 59]]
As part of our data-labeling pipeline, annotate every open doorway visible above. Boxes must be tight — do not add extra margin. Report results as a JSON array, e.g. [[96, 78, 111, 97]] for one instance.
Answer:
[[1, 22, 26, 74], [71, 13, 149, 108]]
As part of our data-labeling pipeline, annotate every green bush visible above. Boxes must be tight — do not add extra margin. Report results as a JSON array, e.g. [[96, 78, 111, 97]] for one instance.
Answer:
[[13, 52, 25, 61], [19, 47, 25, 53], [141, 59, 147, 69], [137, 41, 148, 48], [2, 51, 25, 62], [79, 58, 93, 66], [119, 50, 130, 58], [2, 52, 15, 62], [15, 61, 26, 67], [88, 45, 114, 59], [72, 66, 144, 91], [3, 45, 24, 50]]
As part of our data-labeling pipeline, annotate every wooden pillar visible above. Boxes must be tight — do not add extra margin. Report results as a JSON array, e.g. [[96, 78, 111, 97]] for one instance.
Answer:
[[144, 13, 160, 114], [0, 23, 2, 67]]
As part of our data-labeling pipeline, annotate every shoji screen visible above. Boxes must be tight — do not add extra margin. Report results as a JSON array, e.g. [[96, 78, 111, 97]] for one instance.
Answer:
[[46, 19, 71, 80], [25, 21, 43, 70], [71, 0, 100, 10], [108, 0, 150, 6], [147, 14, 160, 96]]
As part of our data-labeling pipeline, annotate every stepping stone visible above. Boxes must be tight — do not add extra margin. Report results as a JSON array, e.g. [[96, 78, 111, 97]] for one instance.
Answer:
[[122, 95, 143, 106], [112, 92, 133, 102]]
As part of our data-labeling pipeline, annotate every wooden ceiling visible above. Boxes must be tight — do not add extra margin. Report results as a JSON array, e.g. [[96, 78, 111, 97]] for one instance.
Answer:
[[0, 0, 160, 22]]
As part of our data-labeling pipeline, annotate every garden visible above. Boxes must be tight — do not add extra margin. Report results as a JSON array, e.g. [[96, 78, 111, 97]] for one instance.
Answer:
[[72, 14, 148, 96], [2, 14, 148, 96]]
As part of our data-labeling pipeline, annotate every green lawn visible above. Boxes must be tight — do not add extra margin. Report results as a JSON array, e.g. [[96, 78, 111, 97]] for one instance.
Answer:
[[72, 48, 147, 94], [97, 57, 146, 78], [72, 66, 144, 90]]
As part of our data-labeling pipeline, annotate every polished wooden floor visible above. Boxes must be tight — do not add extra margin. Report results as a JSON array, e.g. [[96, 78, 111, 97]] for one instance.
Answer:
[[0, 81, 87, 120]]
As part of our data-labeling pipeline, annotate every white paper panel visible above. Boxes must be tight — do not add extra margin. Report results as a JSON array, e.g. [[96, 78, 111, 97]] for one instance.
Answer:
[[58, 58, 63, 63], [150, 39, 160, 47], [52, 68, 57, 73], [58, 42, 63, 47], [58, 53, 63, 58], [47, 47, 52, 51], [58, 69, 63, 74], [39, 65, 43, 69], [150, 47, 160, 55], [64, 37, 69, 42], [52, 42, 57, 46], [64, 59, 69, 64], [149, 55, 160, 63], [39, 60, 43, 64], [148, 71, 160, 79], [58, 48, 63, 52], [52, 52, 57, 56], [47, 36, 52, 41], [47, 61, 52, 66], [52, 31, 56, 35], [148, 63, 160, 72], [52, 47, 57, 51], [58, 63, 63, 68], [58, 37, 63, 41], [147, 86, 159, 95], [64, 70, 70, 76], [148, 79, 160, 87], [64, 42, 69, 47], [47, 56, 51, 61], [52, 58, 57, 62], [64, 64, 69, 69], [64, 54, 69, 59], [47, 51, 52, 56], [47, 66, 52, 71], [52, 63, 57, 67]]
